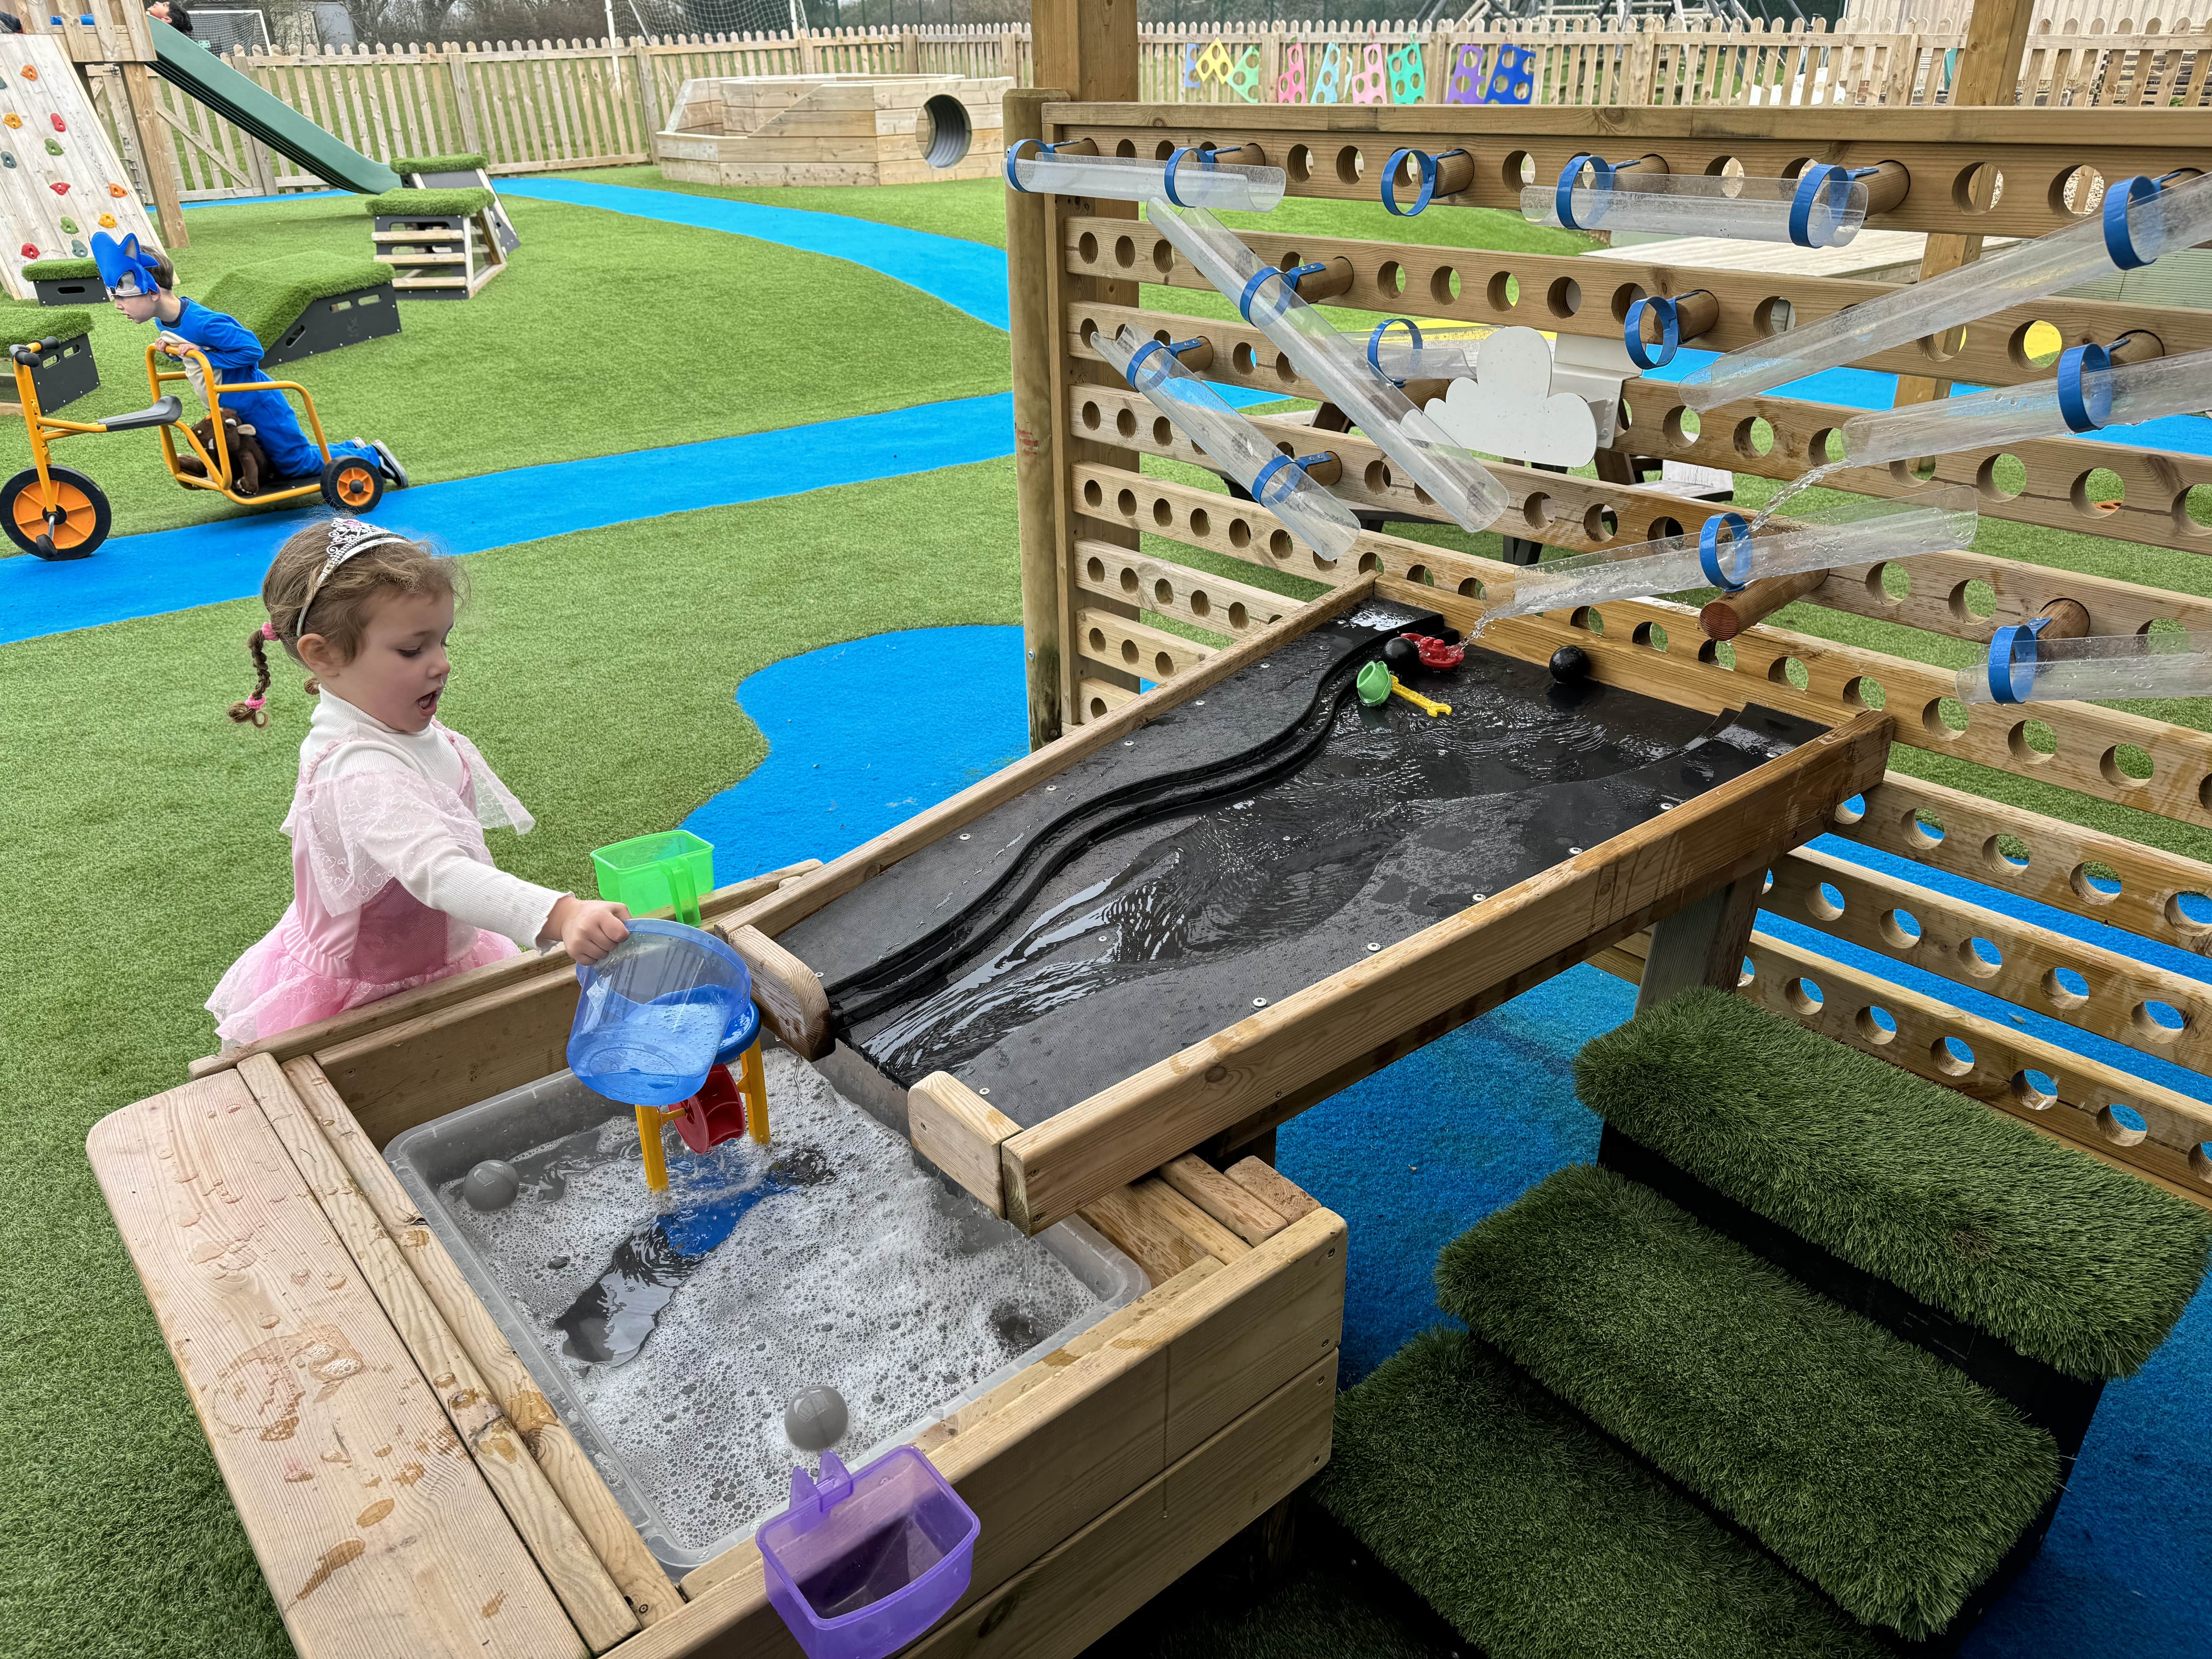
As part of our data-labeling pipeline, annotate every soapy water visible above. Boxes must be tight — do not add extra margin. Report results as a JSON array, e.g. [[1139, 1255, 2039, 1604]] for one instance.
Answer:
[[435, 1049, 1097, 1552]]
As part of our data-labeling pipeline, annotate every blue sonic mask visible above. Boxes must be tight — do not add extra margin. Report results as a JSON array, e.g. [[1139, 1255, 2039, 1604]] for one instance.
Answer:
[[91, 230, 165, 299]]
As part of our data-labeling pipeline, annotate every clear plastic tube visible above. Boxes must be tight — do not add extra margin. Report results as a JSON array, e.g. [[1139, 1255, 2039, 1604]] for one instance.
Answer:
[[1481, 487, 1977, 626], [1093, 324, 1359, 563], [1520, 172, 1868, 247], [1959, 630, 2212, 703], [1370, 337, 1484, 384], [1148, 203, 1508, 534], [1839, 344, 2212, 467], [1680, 170, 2212, 412], [1006, 149, 1285, 212]]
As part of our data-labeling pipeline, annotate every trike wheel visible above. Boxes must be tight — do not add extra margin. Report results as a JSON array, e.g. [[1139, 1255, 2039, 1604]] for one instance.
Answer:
[[1, 465, 110, 560], [321, 454, 385, 514]]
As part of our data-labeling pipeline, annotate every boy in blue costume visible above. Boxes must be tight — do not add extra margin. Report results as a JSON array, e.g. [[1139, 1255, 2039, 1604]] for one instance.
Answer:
[[91, 231, 406, 489]]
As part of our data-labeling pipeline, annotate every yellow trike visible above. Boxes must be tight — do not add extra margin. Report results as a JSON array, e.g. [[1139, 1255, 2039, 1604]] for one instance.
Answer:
[[1, 335, 389, 560]]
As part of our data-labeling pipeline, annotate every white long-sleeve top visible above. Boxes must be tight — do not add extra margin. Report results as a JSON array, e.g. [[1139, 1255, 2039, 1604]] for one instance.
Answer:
[[306, 690, 567, 950]]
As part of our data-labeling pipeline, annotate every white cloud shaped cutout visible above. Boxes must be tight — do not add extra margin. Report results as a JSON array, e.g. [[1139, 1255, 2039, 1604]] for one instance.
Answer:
[[1422, 326, 1597, 469]]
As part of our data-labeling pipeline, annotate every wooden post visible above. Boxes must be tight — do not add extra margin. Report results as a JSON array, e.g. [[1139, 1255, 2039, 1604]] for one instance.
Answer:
[[1891, 0, 2035, 406], [119, 62, 187, 247], [447, 46, 484, 155], [1635, 874, 1763, 1013], [1006, 86, 1068, 752], [629, 36, 662, 138], [1030, 0, 1144, 726]]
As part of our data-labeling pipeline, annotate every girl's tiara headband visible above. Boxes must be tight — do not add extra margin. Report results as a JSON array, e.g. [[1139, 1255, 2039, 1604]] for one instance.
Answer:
[[294, 516, 414, 635]]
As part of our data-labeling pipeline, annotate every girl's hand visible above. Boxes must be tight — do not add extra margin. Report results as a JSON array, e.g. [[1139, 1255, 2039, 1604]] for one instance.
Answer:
[[548, 895, 630, 963]]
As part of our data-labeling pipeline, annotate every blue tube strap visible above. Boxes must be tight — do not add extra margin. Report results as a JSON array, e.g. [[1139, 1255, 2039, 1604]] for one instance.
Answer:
[[1367, 317, 1425, 384], [2056, 342, 2116, 433], [1623, 296, 1675, 371], [1125, 338, 1169, 388], [1987, 615, 2052, 704], [1163, 145, 1216, 208], [1251, 453, 1302, 505], [1788, 164, 1881, 248], [1382, 147, 1467, 216], [1554, 155, 1647, 232], [1238, 260, 1328, 323], [1003, 137, 1063, 192], [1697, 510, 1754, 593], [2104, 170, 2188, 270]]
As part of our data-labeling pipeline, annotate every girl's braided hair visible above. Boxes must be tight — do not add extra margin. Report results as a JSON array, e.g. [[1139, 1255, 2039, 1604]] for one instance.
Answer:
[[229, 518, 460, 727]]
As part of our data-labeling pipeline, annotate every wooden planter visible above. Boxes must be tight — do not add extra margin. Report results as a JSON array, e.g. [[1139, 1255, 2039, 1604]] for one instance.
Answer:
[[91, 855, 1345, 1658]]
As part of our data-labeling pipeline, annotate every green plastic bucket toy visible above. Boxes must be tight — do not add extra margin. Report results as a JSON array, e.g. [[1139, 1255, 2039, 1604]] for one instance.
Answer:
[[592, 830, 714, 926]]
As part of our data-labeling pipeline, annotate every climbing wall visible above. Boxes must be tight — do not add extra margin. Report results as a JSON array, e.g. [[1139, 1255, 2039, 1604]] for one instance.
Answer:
[[0, 36, 161, 301]]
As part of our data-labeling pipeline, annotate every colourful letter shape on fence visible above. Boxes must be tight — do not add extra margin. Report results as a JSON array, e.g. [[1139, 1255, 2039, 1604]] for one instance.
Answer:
[[1388, 41, 1426, 104]]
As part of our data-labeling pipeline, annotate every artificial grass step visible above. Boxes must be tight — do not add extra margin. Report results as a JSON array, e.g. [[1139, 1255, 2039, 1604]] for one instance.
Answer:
[[1440, 1164, 2060, 1640], [201, 253, 391, 350], [1320, 1326, 1892, 1659], [1574, 987, 2212, 1380]]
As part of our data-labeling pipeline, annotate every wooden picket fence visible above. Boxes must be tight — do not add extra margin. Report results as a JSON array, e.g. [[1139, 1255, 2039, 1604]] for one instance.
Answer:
[[112, 15, 2210, 203]]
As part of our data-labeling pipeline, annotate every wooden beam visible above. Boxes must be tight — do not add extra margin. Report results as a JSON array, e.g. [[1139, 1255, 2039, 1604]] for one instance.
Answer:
[[239, 1058, 638, 1653], [1161, 1153, 1289, 1245], [910, 1070, 1022, 1214], [1007, 85, 1071, 751], [1000, 710, 1893, 1235], [719, 924, 830, 1058], [1636, 873, 1762, 1012], [119, 64, 187, 248], [88, 1075, 582, 1659]]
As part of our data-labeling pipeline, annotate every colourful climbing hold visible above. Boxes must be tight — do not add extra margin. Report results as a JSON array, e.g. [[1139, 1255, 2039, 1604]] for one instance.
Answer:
[[48, 180, 67, 194], [3, 113, 21, 130], [19, 242, 35, 258], [0, 153, 15, 170], [107, 182, 125, 198], [50, 113, 64, 132], [57, 215, 75, 233], [20, 64, 37, 79], [43, 137, 62, 155], [96, 211, 114, 228], [69, 239, 84, 257]]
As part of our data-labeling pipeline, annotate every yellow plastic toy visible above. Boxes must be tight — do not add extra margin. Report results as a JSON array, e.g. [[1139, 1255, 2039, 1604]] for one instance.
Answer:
[[0, 336, 388, 560], [1389, 676, 1453, 717], [635, 1029, 773, 1194]]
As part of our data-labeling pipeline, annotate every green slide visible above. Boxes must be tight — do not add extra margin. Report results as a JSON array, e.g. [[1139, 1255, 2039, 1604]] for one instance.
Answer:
[[148, 19, 400, 196]]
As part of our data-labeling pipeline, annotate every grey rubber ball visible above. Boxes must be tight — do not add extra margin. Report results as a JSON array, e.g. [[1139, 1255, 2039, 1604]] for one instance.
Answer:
[[785, 1386, 848, 1452], [463, 1159, 521, 1212]]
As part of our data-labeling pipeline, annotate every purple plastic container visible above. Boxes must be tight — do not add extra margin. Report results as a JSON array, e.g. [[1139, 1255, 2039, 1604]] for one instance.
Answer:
[[758, 1448, 981, 1659]]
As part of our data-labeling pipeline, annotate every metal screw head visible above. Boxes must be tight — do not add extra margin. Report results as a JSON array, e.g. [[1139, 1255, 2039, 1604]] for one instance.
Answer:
[[1366, 942, 1381, 953], [1046, 784, 1058, 791], [1569, 846, 1583, 854], [1253, 996, 1269, 1007], [1195, 699, 1206, 705], [977, 1087, 991, 1096], [959, 833, 971, 840], [1472, 893, 1487, 902], [1124, 740, 1136, 747]]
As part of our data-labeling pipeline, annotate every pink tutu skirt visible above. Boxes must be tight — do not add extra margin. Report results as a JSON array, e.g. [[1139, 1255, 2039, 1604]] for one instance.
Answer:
[[208, 913, 518, 1046]]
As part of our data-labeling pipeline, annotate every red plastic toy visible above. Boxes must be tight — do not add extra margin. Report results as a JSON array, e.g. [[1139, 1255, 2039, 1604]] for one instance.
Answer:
[[672, 1063, 749, 1155], [1400, 632, 1465, 670]]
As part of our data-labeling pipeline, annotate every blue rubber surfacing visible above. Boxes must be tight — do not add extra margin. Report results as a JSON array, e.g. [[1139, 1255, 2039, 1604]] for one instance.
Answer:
[[691, 623, 2212, 1659]]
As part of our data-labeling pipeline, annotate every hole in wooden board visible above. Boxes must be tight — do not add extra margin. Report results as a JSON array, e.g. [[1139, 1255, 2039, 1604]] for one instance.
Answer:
[[1735, 417, 1776, 459], [2133, 999, 2188, 1042], [1116, 408, 1137, 439], [1523, 492, 1551, 529], [2177, 484, 2212, 538], [1287, 144, 1312, 183], [1152, 241, 1173, 275], [1844, 675, 1887, 709], [2166, 890, 2212, 933], [1785, 975, 1824, 1015], [1810, 427, 1846, 465], [1081, 402, 1102, 431], [2101, 744, 2153, 787], [1083, 479, 1104, 508], [1088, 696, 1109, 718], [1228, 600, 1249, 627], [1154, 578, 1175, 607], [1832, 792, 1867, 827], [1858, 1005, 1898, 1044], [1487, 271, 1518, 309], [2071, 860, 2123, 903], [1808, 881, 1846, 921], [1547, 277, 1582, 318], [2007, 719, 2057, 764], [1879, 907, 1922, 948], [1405, 563, 1430, 586], [1703, 154, 1741, 178], [1977, 453, 2027, 500], [1154, 417, 1173, 446], [1356, 551, 1379, 573], [1953, 161, 2005, 215], [1922, 697, 1970, 740], [1584, 502, 1619, 539], [1114, 235, 1136, 268], [1738, 955, 1757, 988], [1958, 936, 2003, 978], [2044, 965, 2090, 1008], [1228, 518, 1251, 549], [1434, 266, 1464, 304], [1079, 232, 1099, 263], [1908, 807, 1944, 847], [1152, 498, 1172, 526], [2099, 1102, 2149, 1146], [1153, 139, 1175, 161], [1931, 1034, 1975, 1076], [1753, 296, 1794, 335], [1633, 620, 1669, 652], [2074, 468, 2127, 516], [1379, 260, 1407, 296], [1949, 579, 1997, 622], [1569, 607, 1606, 636], [1503, 149, 1535, 188], [1085, 555, 1107, 584], [1233, 342, 1257, 375], [2013, 1069, 2058, 1110], [1457, 578, 1482, 599], [1365, 460, 1393, 492], [1336, 146, 1365, 184], [1120, 638, 1139, 665], [1611, 282, 1646, 323], [1087, 626, 1106, 652], [1698, 639, 1738, 671], [2053, 163, 2106, 216], [2193, 1142, 2212, 1183], [1154, 651, 1175, 677], [2008, 321, 2063, 370], [1982, 833, 2032, 876], [1647, 517, 1683, 545], [1116, 488, 1137, 516], [1118, 566, 1141, 597], [1188, 507, 1211, 538], [1665, 406, 1702, 446], [1769, 656, 1810, 690], [1270, 529, 1293, 558]]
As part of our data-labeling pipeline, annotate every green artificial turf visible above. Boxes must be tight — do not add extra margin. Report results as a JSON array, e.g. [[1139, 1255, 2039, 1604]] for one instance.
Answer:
[[1575, 988, 2212, 1379], [362, 185, 493, 216], [21, 256, 98, 281], [393, 151, 488, 174], [1110, 1559, 1443, 1659], [0, 190, 1007, 543], [0, 307, 92, 348], [201, 251, 390, 346], [1319, 1326, 1891, 1659], [0, 458, 1023, 1659], [1440, 1163, 2059, 1638]]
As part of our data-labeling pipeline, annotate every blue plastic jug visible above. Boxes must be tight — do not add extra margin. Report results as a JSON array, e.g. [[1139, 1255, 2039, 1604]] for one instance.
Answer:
[[568, 920, 753, 1108]]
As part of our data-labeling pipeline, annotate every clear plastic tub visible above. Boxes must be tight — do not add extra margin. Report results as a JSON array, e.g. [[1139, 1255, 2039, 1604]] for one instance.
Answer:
[[1094, 323, 1359, 562], [1680, 169, 2212, 412], [1006, 146, 1284, 212], [1960, 628, 2212, 704], [1148, 202, 1509, 534], [384, 1059, 1148, 1574], [1521, 168, 1869, 247], [1482, 486, 1977, 625], [568, 919, 754, 1108], [759, 1446, 980, 1659], [1839, 343, 2212, 465]]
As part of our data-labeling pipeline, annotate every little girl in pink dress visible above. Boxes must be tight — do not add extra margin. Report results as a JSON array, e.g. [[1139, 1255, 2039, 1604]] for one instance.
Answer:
[[208, 517, 630, 1046]]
